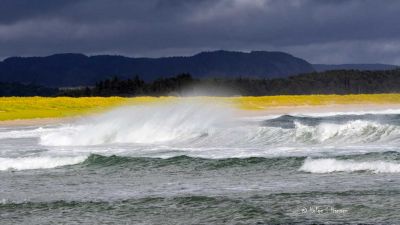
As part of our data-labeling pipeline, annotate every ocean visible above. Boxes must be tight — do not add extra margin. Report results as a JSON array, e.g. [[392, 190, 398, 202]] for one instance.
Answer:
[[1, 102, 400, 224]]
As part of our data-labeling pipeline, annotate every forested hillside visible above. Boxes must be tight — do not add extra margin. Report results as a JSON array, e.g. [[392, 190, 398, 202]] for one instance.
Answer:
[[0, 51, 314, 87]]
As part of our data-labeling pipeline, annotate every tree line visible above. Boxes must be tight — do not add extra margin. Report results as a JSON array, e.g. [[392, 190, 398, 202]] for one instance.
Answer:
[[2, 69, 400, 97], [58, 73, 195, 97], [58, 69, 400, 97]]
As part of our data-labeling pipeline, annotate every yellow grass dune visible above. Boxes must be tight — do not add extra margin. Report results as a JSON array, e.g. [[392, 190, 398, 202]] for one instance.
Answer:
[[1, 94, 400, 122]]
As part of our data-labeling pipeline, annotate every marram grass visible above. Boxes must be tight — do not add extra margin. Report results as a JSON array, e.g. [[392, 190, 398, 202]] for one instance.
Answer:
[[0, 97, 163, 121], [1, 94, 400, 121], [234, 94, 400, 110]]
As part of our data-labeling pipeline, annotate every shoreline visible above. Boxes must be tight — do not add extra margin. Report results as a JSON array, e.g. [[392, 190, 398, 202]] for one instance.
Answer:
[[0, 117, 76, 127], [245, 103, 400, 117], [2, 103, 400, 127]]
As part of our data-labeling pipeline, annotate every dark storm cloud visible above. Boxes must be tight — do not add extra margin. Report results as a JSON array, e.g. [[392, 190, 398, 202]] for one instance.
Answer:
[[1, 0, 400, 64]]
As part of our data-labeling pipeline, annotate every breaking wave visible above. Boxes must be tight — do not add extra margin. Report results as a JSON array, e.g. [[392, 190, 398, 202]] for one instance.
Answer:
[[37, 103, 400, 147], [299, 158, 400, 173], [40, 102, 233, 146], [2, 102, 400, 171], [3, 152, 400, 173], [292, 120, 400, 144], [0, 155, 87, 171]]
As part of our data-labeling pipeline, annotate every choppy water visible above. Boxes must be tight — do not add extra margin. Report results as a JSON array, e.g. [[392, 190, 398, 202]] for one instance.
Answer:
[[1, 102, 400, 224]]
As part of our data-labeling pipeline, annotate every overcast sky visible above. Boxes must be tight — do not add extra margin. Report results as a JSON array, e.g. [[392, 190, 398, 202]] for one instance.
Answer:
[[1, 0, 399, 64]]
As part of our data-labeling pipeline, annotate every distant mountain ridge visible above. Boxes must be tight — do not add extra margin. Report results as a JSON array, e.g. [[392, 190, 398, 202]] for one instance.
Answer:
[[313, 63, 399, 72], [0, 50, 314, 87]]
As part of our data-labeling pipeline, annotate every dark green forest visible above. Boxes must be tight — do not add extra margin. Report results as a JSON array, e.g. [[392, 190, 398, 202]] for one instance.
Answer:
[[3, 69, 400, 97], [58, 69, 400, 97]]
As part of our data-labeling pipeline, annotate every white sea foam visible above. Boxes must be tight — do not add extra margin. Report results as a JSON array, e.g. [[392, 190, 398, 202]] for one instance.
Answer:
[[299, 158, 400, 173], [0, 127, 55, 139], [0, 155, 87, 171], [294, 108, 400, 117]]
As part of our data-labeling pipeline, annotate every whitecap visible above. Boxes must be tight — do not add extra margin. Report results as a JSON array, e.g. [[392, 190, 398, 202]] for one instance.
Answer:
[[299, 158, 400, 173], [0, 155, 87, 171]]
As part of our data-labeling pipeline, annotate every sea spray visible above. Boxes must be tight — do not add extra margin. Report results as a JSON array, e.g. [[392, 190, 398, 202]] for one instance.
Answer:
[[37, 104, 400, 148], [40, 101, 235, 146]]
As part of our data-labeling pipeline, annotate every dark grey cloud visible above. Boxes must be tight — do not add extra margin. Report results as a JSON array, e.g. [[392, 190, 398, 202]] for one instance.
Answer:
[[0, 0, 399, 64]]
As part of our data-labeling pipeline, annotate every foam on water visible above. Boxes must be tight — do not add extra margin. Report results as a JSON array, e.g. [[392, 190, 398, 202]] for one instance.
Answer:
[[0, 155, 87, 171], [0, 127, 55, 140], [293, 108, 400, 117], [299, 158, 400, 173]]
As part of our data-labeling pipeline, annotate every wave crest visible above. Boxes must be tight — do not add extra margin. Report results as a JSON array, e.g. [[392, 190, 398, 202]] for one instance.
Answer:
[[3, 104, 392, 158], [294, 120, 400, 144], [0, 156, 87, 171], [299, 158, 400, 173]]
